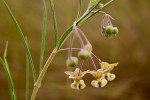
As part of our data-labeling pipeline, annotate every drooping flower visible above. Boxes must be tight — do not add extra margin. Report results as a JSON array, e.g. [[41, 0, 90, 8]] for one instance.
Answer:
[[91, 78, 107, 88], [71, 80, 86, 90], [100, 62, 118, 81], [89, 69, 107, 88], [64, 68, 89, 90], [105, 73, 116, 81], [100, 62, 118, 72]]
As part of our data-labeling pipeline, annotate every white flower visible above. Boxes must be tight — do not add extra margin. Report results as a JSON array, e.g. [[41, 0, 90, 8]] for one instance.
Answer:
[[71, 80, 86, 90], [105, 73, 116, 81], [64, 68, 89, 90], [89, 69, 103, 79], [89, 69, 108, 88], [100, 62, 118, 72], [64, 68, 89, 81], [91, 78, 107, 88]]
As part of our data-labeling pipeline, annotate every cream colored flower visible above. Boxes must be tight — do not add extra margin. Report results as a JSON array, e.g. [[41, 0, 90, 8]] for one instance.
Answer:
[[65, 68, 89, 89], [64, 68, 89, 81], [91, 78, 107, 88], [89, 69, 103, 79], [71, 80, 86, 90], [105, 73, 116, 81], [100, 62, 118, 72], [100, 62, 118, 81], [89, 69, 108, 88]]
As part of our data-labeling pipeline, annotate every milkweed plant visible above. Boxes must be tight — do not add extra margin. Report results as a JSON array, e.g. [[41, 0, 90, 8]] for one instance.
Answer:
[[0, 0, 119, 100]]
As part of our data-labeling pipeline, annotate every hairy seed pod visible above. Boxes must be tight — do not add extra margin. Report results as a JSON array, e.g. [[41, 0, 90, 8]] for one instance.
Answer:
[[78, 49, 91, 60], [66, 57, 78, 67]]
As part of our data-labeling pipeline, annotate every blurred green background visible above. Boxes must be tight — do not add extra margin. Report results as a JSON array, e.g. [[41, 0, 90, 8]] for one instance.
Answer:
[[0, 0, 150, 100]]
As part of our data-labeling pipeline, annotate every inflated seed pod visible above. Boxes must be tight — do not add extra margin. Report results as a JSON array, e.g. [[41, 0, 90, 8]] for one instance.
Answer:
[[78, 49, 91, 60], [66, 57, 78, 67]]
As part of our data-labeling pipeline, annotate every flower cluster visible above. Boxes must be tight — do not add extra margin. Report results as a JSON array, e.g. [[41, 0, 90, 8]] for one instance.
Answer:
[[62, 2, 119, 89], [65, 22, 93, 68], [101, 13, 119, 38], [65, 62, 118, 90]]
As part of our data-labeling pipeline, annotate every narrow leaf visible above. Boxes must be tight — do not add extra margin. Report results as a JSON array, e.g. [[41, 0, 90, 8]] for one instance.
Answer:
[[76, 0, 82, 20], [25, 54, 30, 100], [0, 42, 17, 100], [2, 0, 36, 81], [50, 0, 58, 47], [39, 0, 47, 73]]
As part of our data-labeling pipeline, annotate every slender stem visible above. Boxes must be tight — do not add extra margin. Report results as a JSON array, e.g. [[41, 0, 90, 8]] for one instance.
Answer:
[[68, 32, 74, 59], [59, 48, 80, 52], [79, 60, 84, 69], [92, 53, 101, 62], [59, 48, 101, 62], [77, 28, 90, 44], [75, 29, 85, 48], [30, 48, 58, 100], [90, 56, 97, 70]]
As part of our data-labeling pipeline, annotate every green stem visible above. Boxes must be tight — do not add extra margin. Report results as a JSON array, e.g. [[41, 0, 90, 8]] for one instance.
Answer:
[[30, 48, 58, 100]]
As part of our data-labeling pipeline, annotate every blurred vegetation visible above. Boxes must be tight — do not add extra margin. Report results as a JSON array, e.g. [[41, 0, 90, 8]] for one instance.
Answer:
[[0, 0, 150, 100]]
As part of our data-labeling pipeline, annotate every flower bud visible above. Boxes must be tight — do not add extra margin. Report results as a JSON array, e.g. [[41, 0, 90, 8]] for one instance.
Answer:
[[112, 27, 119, 35], [66, 57, 78, 67], [105, 25, 114, 35], [78, 49, 91, 60], [99, 3, 104, 9], [95, 3, 103, 9], [85, 43, 92, 52]]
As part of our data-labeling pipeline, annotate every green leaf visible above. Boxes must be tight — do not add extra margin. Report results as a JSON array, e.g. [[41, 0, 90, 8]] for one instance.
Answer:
[[39, 0, 47, 73], [25, 54, 30, 100], [0, 42, 17, 100], [76, 0, 82, 20], [50, 0, 58, 47], [2, 0, 36, 81]]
